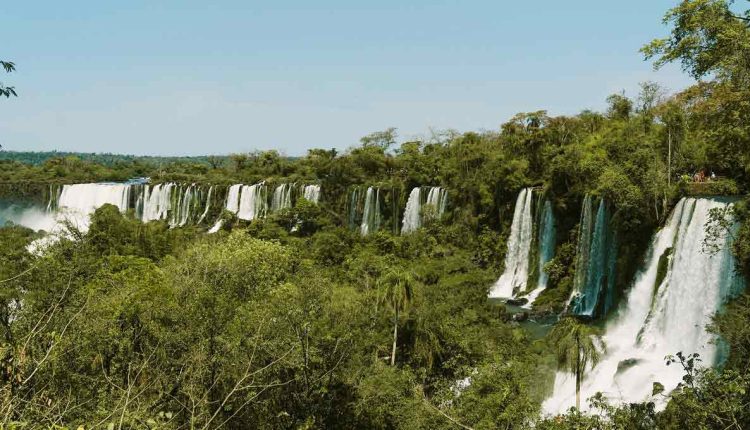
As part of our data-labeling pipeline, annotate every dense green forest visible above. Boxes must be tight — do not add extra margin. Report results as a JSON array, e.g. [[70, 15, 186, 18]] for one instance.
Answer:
[[0, 151, 230, 169], [1, 1, 750, 428]]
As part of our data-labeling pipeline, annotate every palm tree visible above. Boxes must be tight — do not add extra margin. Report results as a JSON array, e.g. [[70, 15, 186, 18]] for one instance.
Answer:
[[377, 268, 415, 366], [1, 60, 17, 98], [548, 317, 604, 410]]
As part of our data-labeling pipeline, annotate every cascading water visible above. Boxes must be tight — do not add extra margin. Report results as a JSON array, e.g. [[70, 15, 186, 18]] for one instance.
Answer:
[[237, 183, 268, 220], [137, 183, 211, 227], [0, 200, 57, 232], [401, 187, 422, 234], [140, 183, 174, 223], [271, 184, 293, 212], [489, 188, 535, 298], [401, 186, 448, 234], [543, 197, 745, 414], [348, 188, 362, 230], [568, 196, 617, 318], [525, 197, 557, 305], [26, 183, 134, 253], [173, 184, 190, 227], [197, 186, 214, 224], [55, 183, 132, 230], [36, 181, 215, 236], [360, 187, 381, 236], [302, 185, 321, 204], [425, 187, 448, 219], [225, 184, 242, 214]]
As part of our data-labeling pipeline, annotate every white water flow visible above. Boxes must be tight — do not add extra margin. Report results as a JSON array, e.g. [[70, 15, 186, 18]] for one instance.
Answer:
[[348, 188, 361, 229], [140, 183, 174, 223], [360, 187, 381, 236], [27, 183, 134, 253], [425, 187, 448, 219], [489, 188, 534, 298], [0, 202, 57, 232], [175, 184, 198, 227], [209, 183, 255, 231], [237, 183, 267, 220], [524, 198, 556, 305], [401, 187, 422, 234], [55, 183, 132, 231], [401, 186, 448, 234], [197, 186, 214, 224], [225, 184, 242, 214], [543, 197, 745, 414], [208, 220, 223, 234], [302, 185, 321, 204], [271, 184, 293, 212], [565, 196, 618, 317]]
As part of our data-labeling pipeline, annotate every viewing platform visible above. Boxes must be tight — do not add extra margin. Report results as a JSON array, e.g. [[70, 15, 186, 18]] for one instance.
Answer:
[[679, 177, 740, 197]]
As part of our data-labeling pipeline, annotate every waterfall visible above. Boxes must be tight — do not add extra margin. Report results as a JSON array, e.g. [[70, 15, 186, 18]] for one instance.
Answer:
[[197, 186, 214, 224], [0, 200, 57, 232], [46, 184, 61, 212], [425, 186, 448, 219], [237, 183, 268, 220], [360, 187, 381, 236], [524, 197, 557, 305], [348, 188, 362, 229], [58, 183, 131, 214], [401, 187, 422, 234], [41, 182, 215, 231], [135, 183, 213, 227], [54, 183, 132, 231], [225, 184, 242, 214], [20, 181, 218, 249], [543, 197, 746, 414], [489, 188, 535, 298], [568, 196, 617, 318], [208, 182, 269, 232], [401, 186, 448, 234], [140, 183, 173, 223], [173, 184, 200, 227], [271, 184, 293, 212], [302, 185, 321, 204]]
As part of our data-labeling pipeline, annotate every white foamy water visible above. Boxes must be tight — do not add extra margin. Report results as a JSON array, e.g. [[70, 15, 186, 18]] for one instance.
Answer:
[[489, 188, 534, 298], [0, 202, 57, 232], [543, 197, 745, 414], [401, 186, 448, 234]]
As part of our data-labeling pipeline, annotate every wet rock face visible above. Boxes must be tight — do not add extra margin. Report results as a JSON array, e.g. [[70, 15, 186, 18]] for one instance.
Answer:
[[616, 358, 640, 375], [512, 312, 529, 322], [506, 297, 529, 307]]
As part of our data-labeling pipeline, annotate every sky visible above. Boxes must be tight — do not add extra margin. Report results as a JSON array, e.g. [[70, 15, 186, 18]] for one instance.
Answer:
[[0, 1, 696, 156]]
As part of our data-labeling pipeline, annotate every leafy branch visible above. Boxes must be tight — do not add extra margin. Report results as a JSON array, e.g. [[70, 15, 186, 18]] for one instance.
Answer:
[[0, 60, 16, 98]]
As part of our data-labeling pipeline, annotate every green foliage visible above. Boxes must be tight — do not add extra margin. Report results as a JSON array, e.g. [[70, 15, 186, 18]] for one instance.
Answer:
[[0, 1, 749, 427], [547, 317, 603, 410], [0, 60, 16, 98], [641, 0, 750, 83]]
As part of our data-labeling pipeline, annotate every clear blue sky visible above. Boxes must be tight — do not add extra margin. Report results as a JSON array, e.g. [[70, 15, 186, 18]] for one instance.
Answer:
[[0, 0, 694, 156]]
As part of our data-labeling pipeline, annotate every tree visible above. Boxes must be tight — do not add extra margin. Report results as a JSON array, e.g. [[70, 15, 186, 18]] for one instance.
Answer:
[[360, 128, 398, 152], [377, 268, 415, 366], [606, 93, 633, 120], [1, 61, 16, 98], [229, 153, 248, 171], [548, 317, 604, 410], [641, 0, 750, 85], [206, 155, 224, 169]]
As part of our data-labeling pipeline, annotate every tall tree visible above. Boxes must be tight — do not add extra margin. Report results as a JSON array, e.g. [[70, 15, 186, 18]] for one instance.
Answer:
[[548, 317, 604, 410], [377, 268, 414, 366], [643, 0, 750, 178], [641, 0, 750, 85]]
